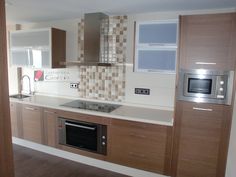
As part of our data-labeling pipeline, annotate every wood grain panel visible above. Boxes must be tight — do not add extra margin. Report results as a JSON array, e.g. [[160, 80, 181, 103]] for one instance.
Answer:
[[0, 0, 15, 176], [179, 13, 236, 70], [51, 28, 66, 68], [22, 104, 44, 144], [172, 101, 232, 177], [108, 118, 172, 174], [10, 102, 19, 137], [43, 108, 58, 147], [57, 110, 111, 125]]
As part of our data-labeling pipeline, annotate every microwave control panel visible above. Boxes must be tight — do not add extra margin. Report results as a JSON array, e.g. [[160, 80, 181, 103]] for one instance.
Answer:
[[216, 75, 228, 99]]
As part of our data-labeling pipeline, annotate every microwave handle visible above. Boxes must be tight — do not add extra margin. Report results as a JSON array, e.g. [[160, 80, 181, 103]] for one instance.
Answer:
[[65, 122, 96, 131], [193, 107, 213, 112]]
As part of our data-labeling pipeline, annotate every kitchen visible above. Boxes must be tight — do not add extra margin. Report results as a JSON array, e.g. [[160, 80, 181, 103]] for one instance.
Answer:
[[0, 0, 236, 177]]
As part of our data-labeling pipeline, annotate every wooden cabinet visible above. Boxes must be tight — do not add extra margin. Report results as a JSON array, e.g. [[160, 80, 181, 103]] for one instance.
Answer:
[[43, 108, 58, 147], [172, 101, 232, 177], [108, 119, 172, 175], [10, 101, 173, 174], [22, 104, 44, 144], [9, 28, 66, 68], [179, 13, 236, 70], [9, 102, 22, 138]]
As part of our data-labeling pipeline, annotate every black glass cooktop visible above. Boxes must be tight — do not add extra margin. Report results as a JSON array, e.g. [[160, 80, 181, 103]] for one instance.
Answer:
[[61, 100, 120, 113]]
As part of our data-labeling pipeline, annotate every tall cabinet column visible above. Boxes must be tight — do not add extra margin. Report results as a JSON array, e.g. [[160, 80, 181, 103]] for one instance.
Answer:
[[172, 12, 236, 177]]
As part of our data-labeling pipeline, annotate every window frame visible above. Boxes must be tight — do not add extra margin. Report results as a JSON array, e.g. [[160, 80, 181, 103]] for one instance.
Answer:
[[134, 19, 178, 73]]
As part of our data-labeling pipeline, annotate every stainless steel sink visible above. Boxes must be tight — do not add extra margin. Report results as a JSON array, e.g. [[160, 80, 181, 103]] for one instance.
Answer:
[[9, 94, 31, 99]]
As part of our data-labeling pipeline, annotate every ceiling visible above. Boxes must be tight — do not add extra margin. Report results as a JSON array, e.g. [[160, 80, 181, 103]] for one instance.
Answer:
[[6, 0, 236, 24]]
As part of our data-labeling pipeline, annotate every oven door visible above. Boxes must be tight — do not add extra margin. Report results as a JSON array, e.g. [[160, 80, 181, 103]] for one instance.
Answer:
[[58, 118, 107, 155], [184, 74, 216, 98]]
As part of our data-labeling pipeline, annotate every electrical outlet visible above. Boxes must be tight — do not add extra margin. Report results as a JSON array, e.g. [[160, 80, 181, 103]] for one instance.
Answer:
[[70, 83, 79, 89], [134, 88, 150, 95]]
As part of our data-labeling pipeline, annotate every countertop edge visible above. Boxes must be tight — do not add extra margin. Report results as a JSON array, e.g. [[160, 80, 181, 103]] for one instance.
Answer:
[[10, 97, 174, 126]]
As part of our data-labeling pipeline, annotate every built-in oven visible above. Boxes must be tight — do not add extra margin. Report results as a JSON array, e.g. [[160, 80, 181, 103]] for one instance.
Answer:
[[178, 69, 234, 105], [58, 117, 107, 155]]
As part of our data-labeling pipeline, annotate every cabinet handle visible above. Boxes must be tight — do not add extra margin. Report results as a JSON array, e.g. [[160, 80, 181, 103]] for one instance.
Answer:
[[25, 107, 37, 111], [44, 110, 57, 114], [195, 62, 216, 65], [128, 152, 146, 159], [193, 107, 213, 112], [129, 133, 146, 139]]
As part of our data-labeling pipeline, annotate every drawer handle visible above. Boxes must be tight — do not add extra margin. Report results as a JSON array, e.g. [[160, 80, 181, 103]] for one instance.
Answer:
[[44, 110, 57, 114], [129, 152, 146, 159], [25, 107, 37, 111], [193, 107, 213, 112], [129, 133, 146, 139], [195, 62, 216, 65]]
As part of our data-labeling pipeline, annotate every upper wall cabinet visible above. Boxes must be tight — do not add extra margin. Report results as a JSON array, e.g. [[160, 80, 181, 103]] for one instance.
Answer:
[[135, 20, 178, 73], [179, 13, 236, 70], [9, 28, 66, 68]]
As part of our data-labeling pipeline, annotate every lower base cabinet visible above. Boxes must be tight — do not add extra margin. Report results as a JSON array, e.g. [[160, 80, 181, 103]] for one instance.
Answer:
[[10, 101, 173, 175], [172, 101, 232, 177], [108, 119, 172, 175], [43, 108, 58, 147], [22, 104, 44, 144], [10, 102, 22, 138]]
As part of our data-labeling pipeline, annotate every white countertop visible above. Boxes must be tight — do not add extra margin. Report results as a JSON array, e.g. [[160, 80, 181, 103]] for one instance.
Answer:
[[10, 95, 174, 126]]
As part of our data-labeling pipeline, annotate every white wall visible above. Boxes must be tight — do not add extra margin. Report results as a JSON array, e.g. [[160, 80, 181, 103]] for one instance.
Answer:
[[7, 25, 19, 95], [226, 95, 236, 177]]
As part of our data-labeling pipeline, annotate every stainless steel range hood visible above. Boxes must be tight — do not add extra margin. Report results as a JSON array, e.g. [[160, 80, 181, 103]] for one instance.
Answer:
[[62, 12, 113, 67], [83, 12, 110, 66]]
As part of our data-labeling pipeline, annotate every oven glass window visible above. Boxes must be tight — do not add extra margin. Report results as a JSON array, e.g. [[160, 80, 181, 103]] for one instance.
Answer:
[[188, 78, 212, 94], [65, 121, 97, 152]]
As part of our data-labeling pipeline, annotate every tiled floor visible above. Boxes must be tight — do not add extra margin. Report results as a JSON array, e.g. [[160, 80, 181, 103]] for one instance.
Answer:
[[13, 144, 130, 177]]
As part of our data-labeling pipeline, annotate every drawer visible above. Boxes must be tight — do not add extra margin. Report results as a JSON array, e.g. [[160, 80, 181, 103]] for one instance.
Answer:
[[177, 158, 217, 177], [109, 119, 172, 174], [110, 145, 166, 173], [111, 118, 166, 132], [111, 126, 167, 156]]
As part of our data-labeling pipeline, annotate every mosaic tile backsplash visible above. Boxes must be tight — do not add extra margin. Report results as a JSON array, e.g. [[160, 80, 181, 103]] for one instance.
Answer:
[[79, 66, 125, 101], [77, 16, 127, 101]]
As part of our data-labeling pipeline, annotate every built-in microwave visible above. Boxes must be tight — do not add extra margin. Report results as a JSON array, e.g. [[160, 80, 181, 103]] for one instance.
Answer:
[[178, 69, 234, 105], [58, 117, 107, 155]]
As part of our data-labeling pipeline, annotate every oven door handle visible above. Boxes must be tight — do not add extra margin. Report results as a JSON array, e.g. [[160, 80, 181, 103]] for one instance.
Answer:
[[65, 122, 96, 131]]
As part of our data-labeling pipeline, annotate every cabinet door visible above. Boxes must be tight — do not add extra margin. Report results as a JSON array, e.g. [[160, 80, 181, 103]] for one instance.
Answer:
[[9, 102, 23, 138], [9, 28, 65, 68], [43, 108, 58, 147], [10, 48, 30, 67], [10, 30, 50, 48], [108, 119, 172, 175], [179, 13, 236, 70], [172, 101, 232, 177], [30, 48, 51, 68], [22, 104, 44, 144]]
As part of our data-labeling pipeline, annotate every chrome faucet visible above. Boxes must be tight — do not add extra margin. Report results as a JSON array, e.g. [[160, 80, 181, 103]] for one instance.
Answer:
[[21, 75, 32, 95]]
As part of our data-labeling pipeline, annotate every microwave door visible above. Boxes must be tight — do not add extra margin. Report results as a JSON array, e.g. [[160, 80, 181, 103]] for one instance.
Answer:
[[184, 75, 216, 98], [188, 78, 212, 94]]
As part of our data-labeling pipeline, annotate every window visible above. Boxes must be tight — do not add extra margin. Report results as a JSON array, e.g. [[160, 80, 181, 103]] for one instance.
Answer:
[[135, 20, 178, 73]]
